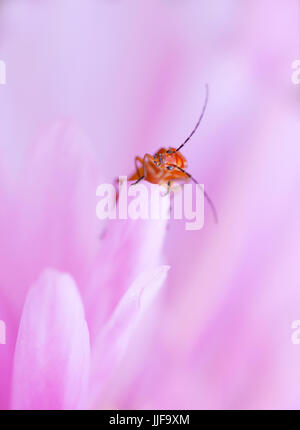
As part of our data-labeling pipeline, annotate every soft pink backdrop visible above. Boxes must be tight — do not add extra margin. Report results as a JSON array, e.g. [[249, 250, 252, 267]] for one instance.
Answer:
[[0, 0, 299, 409]]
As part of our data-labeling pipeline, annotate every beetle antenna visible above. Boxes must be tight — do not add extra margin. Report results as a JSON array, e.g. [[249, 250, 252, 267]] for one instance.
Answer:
[[175, 83, 209, 153], [173, 165, 218, 223]]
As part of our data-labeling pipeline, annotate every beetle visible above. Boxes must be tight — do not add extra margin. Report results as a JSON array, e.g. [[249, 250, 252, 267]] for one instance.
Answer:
[[128, 84, 218, 223]]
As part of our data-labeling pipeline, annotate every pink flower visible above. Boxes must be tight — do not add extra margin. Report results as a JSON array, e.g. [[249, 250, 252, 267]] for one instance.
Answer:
[[0, 120, 169, 409]]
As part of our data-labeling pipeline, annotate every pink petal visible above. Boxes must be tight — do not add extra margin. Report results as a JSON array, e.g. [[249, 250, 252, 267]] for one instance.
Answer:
[[89, 265, 169, 406], [0, 160, 18, 409], [0, 122, 99, 409], [84, 181, 169, 342], [11, 269, 90, 410], [0, 294, 17, 410], [2, 120, 102, 315]]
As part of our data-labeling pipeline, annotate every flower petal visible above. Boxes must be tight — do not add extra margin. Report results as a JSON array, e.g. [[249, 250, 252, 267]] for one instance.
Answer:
[[89, 265, 169, 406], [0, 294, 17, 410], [5, 120, 102, 315], [84, 181, 168, 342], [11, 269, 90, 410]]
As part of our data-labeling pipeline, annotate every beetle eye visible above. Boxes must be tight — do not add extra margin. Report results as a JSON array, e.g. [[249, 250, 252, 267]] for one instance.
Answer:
[[166, 150, 173, 154], [167, 165, 174, 170]]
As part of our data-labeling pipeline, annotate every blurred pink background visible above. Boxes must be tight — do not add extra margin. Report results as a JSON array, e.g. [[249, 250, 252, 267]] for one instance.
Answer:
[[0, 0, 300, 409]]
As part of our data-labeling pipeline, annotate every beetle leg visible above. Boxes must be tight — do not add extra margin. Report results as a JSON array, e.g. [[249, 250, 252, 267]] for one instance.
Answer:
[[131, 154, 165, 185], [142, 153, 166, 183], [135, 156, 144, 178], [131, 175, 145, 185], [142, 154, 153, 178], [161, 180, 171, 197], [131, 154, 154, 185]]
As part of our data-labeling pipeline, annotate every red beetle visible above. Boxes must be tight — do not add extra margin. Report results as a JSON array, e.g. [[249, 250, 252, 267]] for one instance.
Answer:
[[128, 84, 218, 222]]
